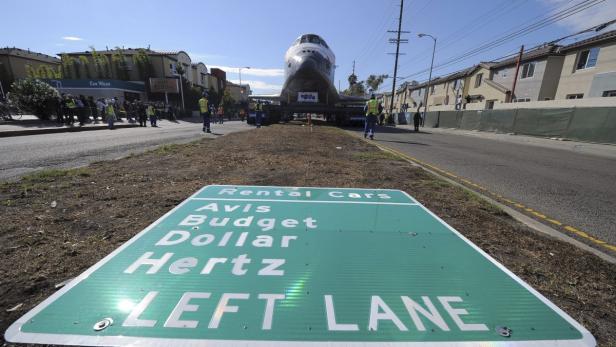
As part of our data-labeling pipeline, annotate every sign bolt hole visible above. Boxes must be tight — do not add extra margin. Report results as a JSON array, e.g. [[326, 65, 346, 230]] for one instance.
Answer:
[[496, 326, 512, 338], [93, 317, 113, 331]]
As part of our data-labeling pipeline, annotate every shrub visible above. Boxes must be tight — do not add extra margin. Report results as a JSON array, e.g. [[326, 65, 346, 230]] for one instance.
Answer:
[[9, 78, 60, 118]]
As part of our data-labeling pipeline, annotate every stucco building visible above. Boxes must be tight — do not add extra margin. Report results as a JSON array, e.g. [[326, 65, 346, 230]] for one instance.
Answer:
[[0, 47, 60, 94]]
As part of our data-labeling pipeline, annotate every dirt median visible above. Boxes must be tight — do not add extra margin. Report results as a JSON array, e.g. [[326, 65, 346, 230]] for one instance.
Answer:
[[1, 124, 614, 346]]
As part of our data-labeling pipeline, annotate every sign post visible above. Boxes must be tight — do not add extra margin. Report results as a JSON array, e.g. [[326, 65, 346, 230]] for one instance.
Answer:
[[6, 185, 595, 346]]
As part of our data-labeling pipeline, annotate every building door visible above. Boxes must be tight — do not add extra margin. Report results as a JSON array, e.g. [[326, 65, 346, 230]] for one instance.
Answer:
[[486, 100, 495, 110]]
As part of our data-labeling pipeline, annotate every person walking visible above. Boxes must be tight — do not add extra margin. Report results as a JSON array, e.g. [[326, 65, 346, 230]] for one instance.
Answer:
[[364, 94, 380, 140], [413, 110, 421, 132], [105, 99, 116, 129], [137, 100, 147, 127], [199, 93, 211, 133], [146, 103, 157, 127], [239, 108, 246, 122], [217, 105, 224, 124], [65, 95, 76, 125], [95, 98, 105, 123], [255, 100, 263, 128]]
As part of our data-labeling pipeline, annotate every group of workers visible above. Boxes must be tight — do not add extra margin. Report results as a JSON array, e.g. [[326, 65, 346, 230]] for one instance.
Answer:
[[99, 98, 160, 129], [199, 92, 263, 133], [364, 93, 423, 140], [56, 94, 169, 129]]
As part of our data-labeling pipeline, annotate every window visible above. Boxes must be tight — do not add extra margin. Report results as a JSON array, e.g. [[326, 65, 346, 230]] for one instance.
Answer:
[[430, 85, 435, 94], [576, 47, 600, 70], [521, 62, 535, 79], [603, 90, 616, 97], [418, 89, 422, 96], [475, 73, 483, 88], [513, 98, 530, 103], [566, 93, 584, 99]]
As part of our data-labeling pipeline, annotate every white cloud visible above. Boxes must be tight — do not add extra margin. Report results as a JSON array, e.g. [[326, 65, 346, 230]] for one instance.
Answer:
[[188, 52, 227, 63], [542, 0, 616, 31], [211, 65, 284, 77], [228, 79, 283, 93], [62, 36, 84, 41]]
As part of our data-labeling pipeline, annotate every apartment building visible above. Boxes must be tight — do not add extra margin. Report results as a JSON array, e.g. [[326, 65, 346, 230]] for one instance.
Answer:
[[555, 30, 616, 99]]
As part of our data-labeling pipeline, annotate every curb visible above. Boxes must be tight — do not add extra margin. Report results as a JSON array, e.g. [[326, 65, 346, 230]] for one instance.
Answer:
[[0, 123, 139, 138]]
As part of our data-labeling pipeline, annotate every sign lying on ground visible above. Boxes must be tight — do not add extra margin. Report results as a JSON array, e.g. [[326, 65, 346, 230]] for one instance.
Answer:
[[6, 185, 595, 346]]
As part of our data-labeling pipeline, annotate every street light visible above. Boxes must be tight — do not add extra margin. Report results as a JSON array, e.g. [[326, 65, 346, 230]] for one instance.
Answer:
[[238, 66, 250, 101], [418, 33, 436, 117]]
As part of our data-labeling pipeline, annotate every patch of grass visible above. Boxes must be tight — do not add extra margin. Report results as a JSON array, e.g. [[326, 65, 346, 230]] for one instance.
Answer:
[[422, 179, 450, 189], [461, 188, 506, 215], [21, 167, 91, 182], [151, 140, 203, 156], [152, 144, 180, 155], [353, 150, 404, 162]]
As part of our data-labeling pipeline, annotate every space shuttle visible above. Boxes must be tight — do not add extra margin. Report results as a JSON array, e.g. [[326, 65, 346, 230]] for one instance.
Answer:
[[252, 34, 365, 110]]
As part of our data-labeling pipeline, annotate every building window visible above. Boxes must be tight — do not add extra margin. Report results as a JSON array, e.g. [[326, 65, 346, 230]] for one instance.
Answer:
[[418, 89, 422, 96], [521, 62, 535, 79], [513, 98, 531, 103], [475, 73, 483, 88], [603, 90, 616, 97], [576, 47, 600, 70], [566, 93, 584, 99], [430, 85, 435, 94]]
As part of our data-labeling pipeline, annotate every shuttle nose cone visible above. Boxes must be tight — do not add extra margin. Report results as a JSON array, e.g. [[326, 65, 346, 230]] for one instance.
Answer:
[[298, 57, 318, 71]]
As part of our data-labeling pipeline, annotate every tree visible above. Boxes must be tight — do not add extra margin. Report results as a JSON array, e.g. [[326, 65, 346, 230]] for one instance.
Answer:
[[208, 86, 220, 106], [9, 78, 60, 118], [133, 49, 154, 81], [366, 74, 388, 92], [112, 47, 130, 80], [222, 88, 235, 110], [79, 55, 91, 78], [348, 73, 358, 86], [60, 54, 75, 79], [342, 72, 366, 97]]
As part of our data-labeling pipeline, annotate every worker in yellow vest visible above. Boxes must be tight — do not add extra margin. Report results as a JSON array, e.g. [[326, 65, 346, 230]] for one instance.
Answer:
[[146, 103, 157, 127], [65, 95, 76, 125], [198, 92, 211, 133], [364, 94, 382, 140], [105, 100, 116, 130], [255, 100, 263, 128]]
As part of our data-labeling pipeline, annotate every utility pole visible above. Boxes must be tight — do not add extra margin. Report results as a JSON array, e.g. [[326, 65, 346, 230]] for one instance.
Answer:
[[387, 0, 408, 125], [509, 45, 524, 103]]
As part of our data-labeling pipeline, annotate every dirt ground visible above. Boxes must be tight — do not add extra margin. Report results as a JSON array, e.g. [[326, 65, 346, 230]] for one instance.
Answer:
[[1, 124, 615, 346]]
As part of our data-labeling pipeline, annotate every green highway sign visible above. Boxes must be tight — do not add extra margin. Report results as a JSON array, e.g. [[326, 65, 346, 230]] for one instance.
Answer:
[[6, 185, 595, 346]]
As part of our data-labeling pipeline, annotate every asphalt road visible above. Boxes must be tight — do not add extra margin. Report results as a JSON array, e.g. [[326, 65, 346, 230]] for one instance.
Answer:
[[349, 126, 616, 248], [0, 120, 251, 181]]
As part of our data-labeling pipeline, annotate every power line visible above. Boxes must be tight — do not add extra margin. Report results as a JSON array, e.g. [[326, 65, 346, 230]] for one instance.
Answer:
[[397, 0, 578, 76], [398, 0, 530, 70], [399, 0, 605, 80]]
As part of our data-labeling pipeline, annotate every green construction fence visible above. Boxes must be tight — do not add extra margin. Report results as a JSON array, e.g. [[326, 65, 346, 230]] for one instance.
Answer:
[[421, 107, 616, 144]]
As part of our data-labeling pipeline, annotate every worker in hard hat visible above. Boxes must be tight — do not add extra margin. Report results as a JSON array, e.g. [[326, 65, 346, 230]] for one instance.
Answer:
[[105, 99, 116, 130], [364, 94, 381, 140], [255, 100, 266, 128], [198, 92, 211, 133]]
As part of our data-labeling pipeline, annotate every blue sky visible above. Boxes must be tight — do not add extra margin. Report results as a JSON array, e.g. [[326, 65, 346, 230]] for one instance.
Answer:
[[2, 0, 614, 94]]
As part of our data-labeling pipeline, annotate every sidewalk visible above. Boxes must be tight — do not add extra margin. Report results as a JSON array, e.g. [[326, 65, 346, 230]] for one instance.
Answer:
[[0, 115, 138, 138]]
